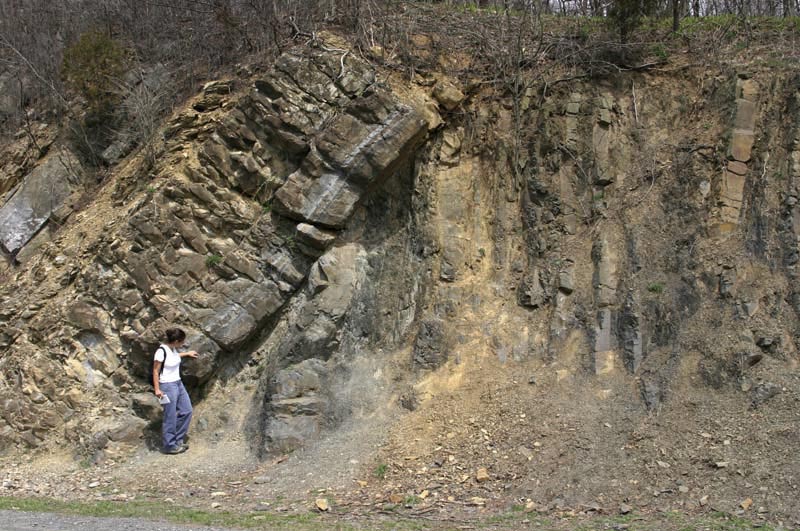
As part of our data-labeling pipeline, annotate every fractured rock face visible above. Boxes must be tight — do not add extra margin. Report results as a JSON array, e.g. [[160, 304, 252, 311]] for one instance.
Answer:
[[265, 358, 329, 453], [274, 95, 426, 228], [592, 237, 617, 307], [413, 319, 447, 370], [0, 44, 429, 452], [0, 152, 83, 255]]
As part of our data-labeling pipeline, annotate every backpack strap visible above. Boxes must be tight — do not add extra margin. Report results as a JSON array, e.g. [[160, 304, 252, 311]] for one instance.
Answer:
[[155, 346, 167, 375]]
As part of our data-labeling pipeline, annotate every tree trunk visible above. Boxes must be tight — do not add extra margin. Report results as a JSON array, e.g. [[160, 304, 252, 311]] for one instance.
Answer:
[[673, 0, 680, 31]]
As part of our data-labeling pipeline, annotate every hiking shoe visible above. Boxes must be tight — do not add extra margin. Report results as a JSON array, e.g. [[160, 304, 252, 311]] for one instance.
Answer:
[[165, 445, 187, 455], [179, 442, 189, 451]]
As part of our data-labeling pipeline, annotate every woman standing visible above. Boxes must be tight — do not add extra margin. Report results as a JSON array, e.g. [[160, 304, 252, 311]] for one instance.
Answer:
[[153, 328, 198, 454]]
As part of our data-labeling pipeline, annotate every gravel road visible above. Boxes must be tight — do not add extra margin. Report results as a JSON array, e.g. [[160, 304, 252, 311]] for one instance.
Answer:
[[0, 511, 241, 531]]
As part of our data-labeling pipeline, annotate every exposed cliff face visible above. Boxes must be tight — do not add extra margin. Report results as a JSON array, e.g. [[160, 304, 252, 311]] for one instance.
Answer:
[[1, 39, 799, 519]]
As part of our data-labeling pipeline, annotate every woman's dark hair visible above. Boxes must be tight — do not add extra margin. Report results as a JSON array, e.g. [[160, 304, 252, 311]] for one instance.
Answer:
[[165, 328, 186, 344]]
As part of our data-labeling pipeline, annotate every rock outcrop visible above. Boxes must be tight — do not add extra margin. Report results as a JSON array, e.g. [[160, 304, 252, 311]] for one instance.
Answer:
[[0, 45, 428, 453], [0, 41, 798, 481]]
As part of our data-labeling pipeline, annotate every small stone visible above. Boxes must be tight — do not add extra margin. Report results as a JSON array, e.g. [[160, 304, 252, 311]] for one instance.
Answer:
[[585, 501, 602, 512], [88, 482, 100, 488], [679, 486, 690, 493], [315, 498, 330, 511], [619, 503, 633, 514], [657, 460, 670, 468], [715, 462, 729, 468], [699, 495, 709, 506], [419, 490, 429, 499], [211, 502, 221, 509], [432, 81, 465, 111], [741, 498, 753, 510], [476, 468, 490, 482], [727, 160, 748, 176], [751, 382, 781, 407], [468, 497, 486, 506], [211, 491, 228, 497], [296, 223, 337, 250], [253, 476, 269, 485], [743, 302, 759, 317]]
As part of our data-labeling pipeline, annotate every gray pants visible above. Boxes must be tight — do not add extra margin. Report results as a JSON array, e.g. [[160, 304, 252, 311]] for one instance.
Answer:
[[160, 380, 192, 451]]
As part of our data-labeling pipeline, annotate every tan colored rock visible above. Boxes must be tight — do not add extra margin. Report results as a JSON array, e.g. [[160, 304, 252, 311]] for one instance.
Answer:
[[721, 170, 746, 204], [565, 117, 579, 150], [738, 79, 759, 101], [65, 301, 110, 332], [734, 99, 757, 131], [315, 498, 330, 511], [727, 160, 748, 176], [440, 129, 462, 164], [296, 223, 337, 251], [432, 81, 465, 111], [105, 415, 148, 443], [595, 350, 616, 376], [720, 206, 741, 224], [566, 102, 580, 115], [476, 467, 490, 482], [593, 238, 617, 306], [729, 130, 755, 162]]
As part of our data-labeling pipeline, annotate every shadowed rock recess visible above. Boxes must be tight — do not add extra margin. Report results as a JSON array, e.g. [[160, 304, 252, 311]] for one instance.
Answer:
[[0, 44, 799, 518]]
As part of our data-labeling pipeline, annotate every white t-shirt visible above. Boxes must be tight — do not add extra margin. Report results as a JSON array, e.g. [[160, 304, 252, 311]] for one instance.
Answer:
[[154, 344, 181, 383]]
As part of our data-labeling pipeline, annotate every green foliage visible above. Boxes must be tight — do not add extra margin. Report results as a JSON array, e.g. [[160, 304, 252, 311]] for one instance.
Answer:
[[62, 30, 128, 164], [205, 254, 223, 267], [647, 282, 665, 294], [62, 30, 127, 112], [608, 0, 658, 42], [651, 43, 669, 60], [373, 463, 388, 479], [403, 495, 421, 506], [0, 497, 324, 530]]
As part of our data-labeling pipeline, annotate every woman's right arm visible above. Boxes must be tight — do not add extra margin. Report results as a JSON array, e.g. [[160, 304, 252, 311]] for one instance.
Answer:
[[153, 361, 163, 397]]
